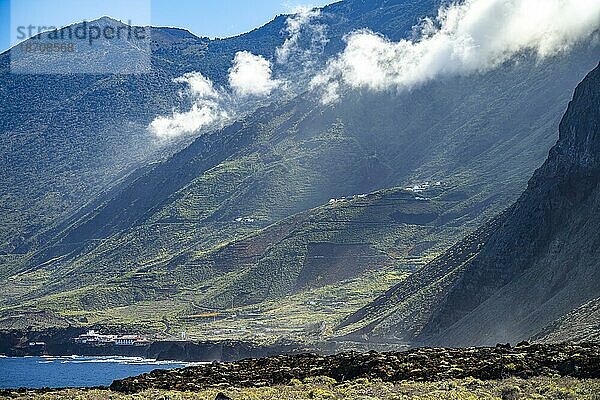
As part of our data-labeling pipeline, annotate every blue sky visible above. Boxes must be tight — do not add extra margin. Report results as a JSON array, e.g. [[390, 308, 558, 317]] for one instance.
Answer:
[[0, 0, 333, 52]]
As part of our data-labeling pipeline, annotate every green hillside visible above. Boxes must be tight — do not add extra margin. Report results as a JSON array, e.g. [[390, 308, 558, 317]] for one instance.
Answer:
[[1, 0, 599, 345], [2, 50, 599, 341]]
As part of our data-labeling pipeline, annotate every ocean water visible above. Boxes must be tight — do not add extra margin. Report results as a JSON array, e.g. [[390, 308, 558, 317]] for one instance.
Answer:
[[0, 355, 192, 389]]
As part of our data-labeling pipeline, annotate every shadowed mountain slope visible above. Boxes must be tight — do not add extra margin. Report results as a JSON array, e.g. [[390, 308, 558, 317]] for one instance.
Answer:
[[340, 63, 600, 346]]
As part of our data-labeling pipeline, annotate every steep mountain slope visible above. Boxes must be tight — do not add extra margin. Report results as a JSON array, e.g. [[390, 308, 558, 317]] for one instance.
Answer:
[[2, 48, 597, 336], [340, 63, 600, 346], [532, 297, 600, 343], [0, 23, 203, 255], [2, 0, 599, 339], [0, 0, 439, 255]]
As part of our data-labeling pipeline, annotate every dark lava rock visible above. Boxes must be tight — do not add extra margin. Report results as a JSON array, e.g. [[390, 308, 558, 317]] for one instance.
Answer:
[[215, 393, 232, 400], [109, 343, 600, 393]]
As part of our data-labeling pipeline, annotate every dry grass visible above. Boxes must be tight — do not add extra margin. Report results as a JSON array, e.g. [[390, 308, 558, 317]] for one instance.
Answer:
[[3, 377, 600, 400]]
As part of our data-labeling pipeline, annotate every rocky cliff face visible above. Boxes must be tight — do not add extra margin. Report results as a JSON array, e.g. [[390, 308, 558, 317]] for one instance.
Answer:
[[342, 63, 600, 346], [422, 62, 600, 345]]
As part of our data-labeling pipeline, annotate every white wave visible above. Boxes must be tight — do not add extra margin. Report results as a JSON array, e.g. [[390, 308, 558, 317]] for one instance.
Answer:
[[54, 356, 186, 366]]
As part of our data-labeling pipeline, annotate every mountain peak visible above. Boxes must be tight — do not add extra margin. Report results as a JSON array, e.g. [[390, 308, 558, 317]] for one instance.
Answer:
[[92, 16, 124, 24], [550, 62, 600, 171]]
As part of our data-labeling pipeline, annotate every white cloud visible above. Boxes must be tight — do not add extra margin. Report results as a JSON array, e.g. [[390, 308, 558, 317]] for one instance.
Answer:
[[276, 6, 327, 64], [149, 103, 229, 140], [312, 0, 600, 103], [174, 72, 220, 99], [228, 51, 280, 97], [149, 72, 230, 139], [149, 52, 282, 139], [150, 0, 600, 133]]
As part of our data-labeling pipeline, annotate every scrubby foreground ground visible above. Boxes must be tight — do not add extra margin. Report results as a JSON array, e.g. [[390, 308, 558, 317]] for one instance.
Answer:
[[2, 377, 600, 399], [107, 343, 600, 393]]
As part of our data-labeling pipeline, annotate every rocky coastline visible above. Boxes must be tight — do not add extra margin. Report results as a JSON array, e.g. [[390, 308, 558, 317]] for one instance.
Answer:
[[108, 342, 600, 393], [0, 328, 310, 362], [1, 342, 599, 399]]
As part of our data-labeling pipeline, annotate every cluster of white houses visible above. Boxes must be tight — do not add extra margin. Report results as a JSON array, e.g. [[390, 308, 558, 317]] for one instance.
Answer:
[[74, 330, 150, 346]]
